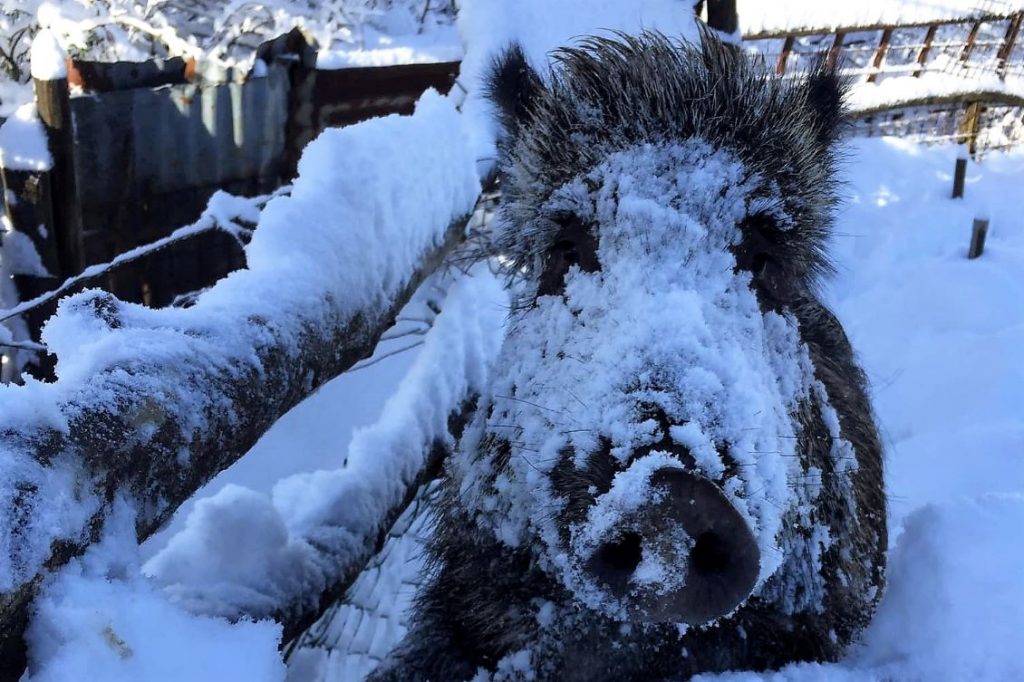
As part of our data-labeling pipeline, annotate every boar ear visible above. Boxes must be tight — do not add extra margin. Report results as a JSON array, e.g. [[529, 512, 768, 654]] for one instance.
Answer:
[[803, 65, 848, 148], [487, 43, 546, 136]]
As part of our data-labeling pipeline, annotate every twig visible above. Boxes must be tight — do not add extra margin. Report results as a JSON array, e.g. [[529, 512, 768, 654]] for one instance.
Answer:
[[349, 341, 425, 372], [0, 190, 279, 326], [0, 340, 46, 352]]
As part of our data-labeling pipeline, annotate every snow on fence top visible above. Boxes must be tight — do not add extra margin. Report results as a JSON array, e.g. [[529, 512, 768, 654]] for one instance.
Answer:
[[739, 0, 1024, 36], [0, 86, 479, 667], [0, 103, 50, 170], [1, 1, 459, 115]]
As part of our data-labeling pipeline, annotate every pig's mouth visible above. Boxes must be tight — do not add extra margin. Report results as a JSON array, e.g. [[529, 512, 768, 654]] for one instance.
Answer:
[[581, 468, 760, 625]]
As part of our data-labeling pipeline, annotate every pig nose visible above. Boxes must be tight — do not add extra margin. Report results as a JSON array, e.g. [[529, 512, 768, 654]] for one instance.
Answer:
[[586, 468, 760, 625]]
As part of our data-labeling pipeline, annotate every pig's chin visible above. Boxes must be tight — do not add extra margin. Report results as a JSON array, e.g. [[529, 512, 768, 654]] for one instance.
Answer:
[[559, 455, 761, 625]]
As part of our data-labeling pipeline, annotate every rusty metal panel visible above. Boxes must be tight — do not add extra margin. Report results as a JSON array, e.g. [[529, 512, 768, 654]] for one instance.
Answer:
[[283, 60, 460, 177], [311, 61, 460, 129], [68, 57, 197, 92]]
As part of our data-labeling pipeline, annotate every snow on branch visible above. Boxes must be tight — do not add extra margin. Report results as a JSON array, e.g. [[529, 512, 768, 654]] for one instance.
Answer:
[[0, 88, 479, 673], [0, 188, 276, 329], [145, 268, 508, 644]]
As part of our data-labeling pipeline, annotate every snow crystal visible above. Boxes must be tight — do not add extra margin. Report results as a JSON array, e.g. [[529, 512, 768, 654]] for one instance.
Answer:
[[0, 104, 52, 172], [29, 29, 68, 81]]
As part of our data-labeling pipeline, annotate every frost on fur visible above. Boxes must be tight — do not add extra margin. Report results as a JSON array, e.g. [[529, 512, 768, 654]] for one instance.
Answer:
[[372, 30, 885, 681]]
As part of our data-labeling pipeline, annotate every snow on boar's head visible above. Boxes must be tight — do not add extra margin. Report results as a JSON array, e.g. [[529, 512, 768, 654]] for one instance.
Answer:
[[384, 31, 887, 679]]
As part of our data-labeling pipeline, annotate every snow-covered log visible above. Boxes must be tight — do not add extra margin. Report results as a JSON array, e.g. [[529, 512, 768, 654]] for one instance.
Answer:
[[0, 89, 479, 675], [146, 269, 508, 645]]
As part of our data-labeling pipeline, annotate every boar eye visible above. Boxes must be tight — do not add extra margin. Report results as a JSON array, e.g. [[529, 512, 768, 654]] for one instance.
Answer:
[[537, 216, 600, 297], [734, 214, 791, 306]]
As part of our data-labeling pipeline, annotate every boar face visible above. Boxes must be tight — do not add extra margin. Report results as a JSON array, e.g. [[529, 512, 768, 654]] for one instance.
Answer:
[[444, 26, 878, 626], [453, 133, 850, 624]]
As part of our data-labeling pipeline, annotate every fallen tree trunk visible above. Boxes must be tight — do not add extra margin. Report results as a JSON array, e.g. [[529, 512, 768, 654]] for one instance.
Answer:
[[0, 91, 481, 676]]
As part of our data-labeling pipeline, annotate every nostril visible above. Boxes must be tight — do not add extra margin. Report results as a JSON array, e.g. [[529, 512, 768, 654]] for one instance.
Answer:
[[691, 531, 731, 576], [596, 532, 643, 573]]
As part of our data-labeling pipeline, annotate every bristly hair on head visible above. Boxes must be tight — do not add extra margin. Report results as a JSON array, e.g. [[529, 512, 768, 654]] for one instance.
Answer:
[[484, 27, 850, 301]]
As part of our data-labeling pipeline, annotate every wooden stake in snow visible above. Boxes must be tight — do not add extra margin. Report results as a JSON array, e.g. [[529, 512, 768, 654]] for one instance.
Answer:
[[952, 153, 968, 199], [31, 30, 83, 278], [968, 218, 990, 259]]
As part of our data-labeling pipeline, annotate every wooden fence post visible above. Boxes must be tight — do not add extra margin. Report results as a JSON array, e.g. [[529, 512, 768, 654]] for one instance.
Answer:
[[914, 24, 938, 77], [959, 100, 982, 156], [706, 0, 739, 36], [776, 35, 795, 75], [960, 19, 982, 65], [968, 217, 989, 259], [827, 32, 846, 69], [951, 152, 967, 198], [32, 33, 83, 278], [996, 12, 1023, 79], [867, 28, 893, 83]]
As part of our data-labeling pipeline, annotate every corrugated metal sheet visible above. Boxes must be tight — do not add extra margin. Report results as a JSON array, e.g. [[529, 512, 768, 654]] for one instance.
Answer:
[[68, 61, 289, 304], [72, 60, 288, 210]]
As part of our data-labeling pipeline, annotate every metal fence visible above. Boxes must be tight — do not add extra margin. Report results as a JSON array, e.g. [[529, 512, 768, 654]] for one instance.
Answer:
[[745, 11, 1024, 153]]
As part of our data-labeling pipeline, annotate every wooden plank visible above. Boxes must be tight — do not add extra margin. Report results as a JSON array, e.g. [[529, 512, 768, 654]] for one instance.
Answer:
[[34, 73, 84, 278], [827, 32, 846, 70], [776, 35, 795, 74], [996, 12, 1023, 78], [867, 28, 893, 83], [848, 89, 1024, 117], [960, 19, 983, 64], [914, 24, 938, 77]]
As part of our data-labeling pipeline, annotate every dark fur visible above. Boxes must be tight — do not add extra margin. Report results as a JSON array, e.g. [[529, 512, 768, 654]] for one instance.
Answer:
[[371, 30, 885, 681]]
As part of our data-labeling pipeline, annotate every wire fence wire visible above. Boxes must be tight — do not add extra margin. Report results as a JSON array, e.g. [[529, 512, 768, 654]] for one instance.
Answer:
[[745, 11, 1024, 155]]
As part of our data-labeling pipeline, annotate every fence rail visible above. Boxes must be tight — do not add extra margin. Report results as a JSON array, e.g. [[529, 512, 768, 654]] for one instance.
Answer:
[[745, 11, 1024, 152]]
